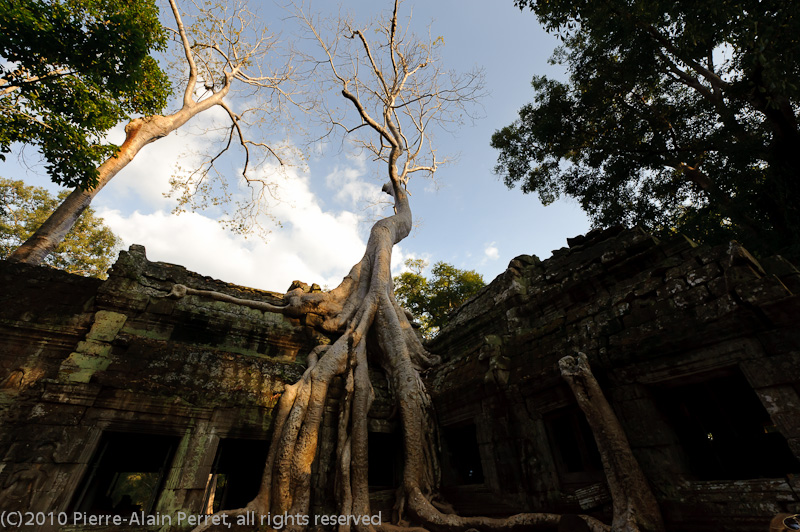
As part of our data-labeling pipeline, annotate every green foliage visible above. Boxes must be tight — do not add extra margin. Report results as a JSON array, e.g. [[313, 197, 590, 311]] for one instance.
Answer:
[[108, 472, 160, 512], [394, 259, 485, 337], [0, 178, 121, 277], [0, 0, 171, 189], [494, 0, 800, 257]]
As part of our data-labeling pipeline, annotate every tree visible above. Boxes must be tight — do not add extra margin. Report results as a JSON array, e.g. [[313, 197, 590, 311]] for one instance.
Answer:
[[6, 0, 299, 266], [0, 178, 120, 278], [0, 0, 171, 189], [169, 3, 662, 531], [492, 0, 800, 257], [394, 259, 485, 337]]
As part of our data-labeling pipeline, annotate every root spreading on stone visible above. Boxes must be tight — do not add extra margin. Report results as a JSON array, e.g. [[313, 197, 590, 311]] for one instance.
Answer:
[[177, 3, 664, 527], [175, 177, 661, 532]]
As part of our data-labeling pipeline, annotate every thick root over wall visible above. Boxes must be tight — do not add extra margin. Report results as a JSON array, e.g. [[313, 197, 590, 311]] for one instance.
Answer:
[[177, 181, 661, 532]]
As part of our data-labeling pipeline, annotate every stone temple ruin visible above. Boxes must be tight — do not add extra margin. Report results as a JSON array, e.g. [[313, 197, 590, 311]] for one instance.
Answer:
[[0, 226, 798, 531]]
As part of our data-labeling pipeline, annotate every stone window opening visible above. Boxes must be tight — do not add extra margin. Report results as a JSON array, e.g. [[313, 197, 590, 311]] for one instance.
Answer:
[[652, 367, 800, 480], [440, 423, 484, 486], [544, 404, 603, 490], [203, 438, 269, 513], [70, 432, 179, 516], [367, 431, 402, 491]]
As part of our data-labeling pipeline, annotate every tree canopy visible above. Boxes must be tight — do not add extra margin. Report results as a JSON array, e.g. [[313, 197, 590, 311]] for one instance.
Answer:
[[0, 0, 171, 189], [0, 178, 120, 278], [394, 259, 485, 337], [492, 0, 800, 257], [7, 0, 299, 266]]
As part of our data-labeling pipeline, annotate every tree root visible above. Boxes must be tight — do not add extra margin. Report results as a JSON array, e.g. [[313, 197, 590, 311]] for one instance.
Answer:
[[559, 355, 664, 532], [180, 273, 631, 532], [179, 180, 661, 532]]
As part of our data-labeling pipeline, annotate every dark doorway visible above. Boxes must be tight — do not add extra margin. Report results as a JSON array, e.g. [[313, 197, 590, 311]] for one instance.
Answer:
[[544, 405, 603, 489], [203, 438, 269, 513], [368, 431, 402, 490], [71, 432, 179, 515], [441, 423, 484, 486], [652, 368, 800, 480]]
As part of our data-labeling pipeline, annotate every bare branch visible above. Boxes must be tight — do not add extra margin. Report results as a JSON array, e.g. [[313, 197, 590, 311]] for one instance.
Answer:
[[154, 0, 313, 240], [641, 23, 731, 93], [293, 0, 484, 203], [352, 29, 391, 99], [168, 0, 199, 107], [0, 67, 72, 96]]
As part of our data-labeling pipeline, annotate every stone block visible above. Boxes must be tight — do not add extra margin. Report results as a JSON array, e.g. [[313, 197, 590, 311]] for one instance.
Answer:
[[146, 297, 176, 315], [735, 275, 792, 306], [741, 355, 800, 388], [575, 482, 611, 510], [59, 352, 113, 383], [73, 339, 111, 357], [725, 264, 764, 287], [664, 257, 702, 281], [692, 294, 738, 322], [659, 234, 698, 257], [656, 278, 687, 299], [707, 275, 729, 297], [85, 310, 128, 342], [756, 293, 800, 325], [25, 402, 86, 425], [673, 285, 710, 309]]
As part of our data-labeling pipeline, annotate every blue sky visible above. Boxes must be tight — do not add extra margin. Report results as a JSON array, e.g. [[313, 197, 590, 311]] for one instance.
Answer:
[[6, 0, 590, 291]]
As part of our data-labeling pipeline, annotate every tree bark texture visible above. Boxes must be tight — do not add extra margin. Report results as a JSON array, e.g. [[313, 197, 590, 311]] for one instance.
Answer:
[[7, 0, 242, 266], [559, 354, 665, 532], [6, 85, 229, 266], [177, 180, 636, 532]]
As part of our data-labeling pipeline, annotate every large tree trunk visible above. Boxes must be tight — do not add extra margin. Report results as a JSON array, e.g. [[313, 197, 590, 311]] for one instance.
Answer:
[[7, 84, 230, 266], [164, 177, 659, 532], [178, 177, 647, 532], [171, 2, 662, 523], [7, 117, 163, 265], [7, 0, 237, 267], [746, 85, 800, 248], [559, 354, 665, 532]]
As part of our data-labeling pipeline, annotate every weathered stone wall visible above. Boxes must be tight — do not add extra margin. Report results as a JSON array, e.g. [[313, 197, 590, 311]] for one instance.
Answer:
[[427, 227, 800, 531], [0, 245, 321, 529], [1, 228, 799, 532]]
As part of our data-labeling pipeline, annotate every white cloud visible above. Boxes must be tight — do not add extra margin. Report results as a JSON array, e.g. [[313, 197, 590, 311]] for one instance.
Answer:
[[87, 107, 419, 293], [96, 163, 411, 292], [323, 154, 392, 229], [392, 251, 433, 276], [97, 107, 231, 213], [390, 248, 425, 277], [326, 164, 375, 206], [484, 242, 499, 261], [390, 246, 411, 278]]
